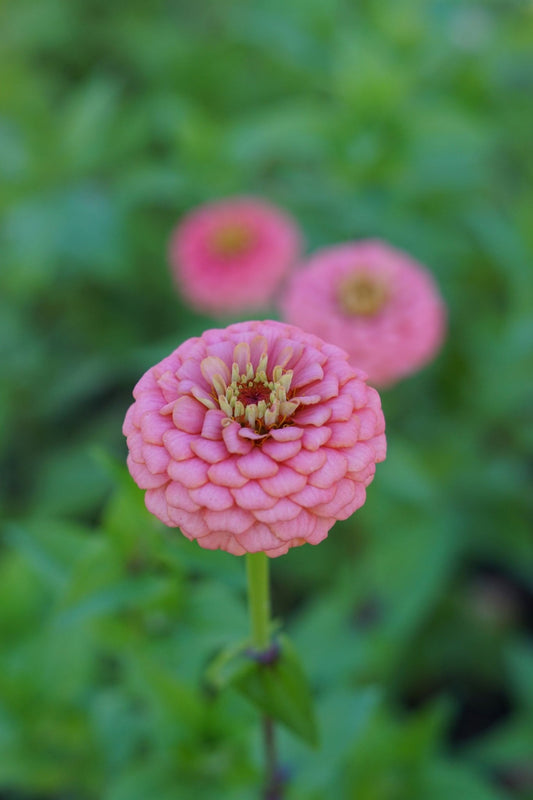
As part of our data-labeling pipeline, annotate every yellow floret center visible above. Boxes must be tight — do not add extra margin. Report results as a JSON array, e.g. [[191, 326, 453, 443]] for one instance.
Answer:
[[338, 270, 389, 316], [210, 223, 255, 257], [215, 352, 298, 433]]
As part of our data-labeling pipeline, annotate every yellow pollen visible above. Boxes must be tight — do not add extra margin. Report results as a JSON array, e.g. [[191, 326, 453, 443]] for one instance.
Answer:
[[338, 270, 389, 316], [212, 349, 298, 433]]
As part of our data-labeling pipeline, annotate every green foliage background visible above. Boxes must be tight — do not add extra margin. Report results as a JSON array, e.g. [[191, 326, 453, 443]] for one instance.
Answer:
[[1, 0, 532, 797]]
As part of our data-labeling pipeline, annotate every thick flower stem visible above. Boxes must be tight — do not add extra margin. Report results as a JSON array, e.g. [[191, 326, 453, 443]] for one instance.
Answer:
[[246, 553, 283, 799]]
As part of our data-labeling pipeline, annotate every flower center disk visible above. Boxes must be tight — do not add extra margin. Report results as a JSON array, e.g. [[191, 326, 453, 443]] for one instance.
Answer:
[[209, 348, 299, 434], [338, 270, 389, 316], [209, 223, 255, 257]]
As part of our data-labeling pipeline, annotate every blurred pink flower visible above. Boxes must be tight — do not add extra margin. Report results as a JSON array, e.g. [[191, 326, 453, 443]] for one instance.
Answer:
[[168, 197, 301, 315], [123, 320, 386, 557], [281, 240, 446, 386]]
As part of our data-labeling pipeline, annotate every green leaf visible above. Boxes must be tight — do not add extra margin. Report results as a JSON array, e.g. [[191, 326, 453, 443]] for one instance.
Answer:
[[233, 635, 318, 747]]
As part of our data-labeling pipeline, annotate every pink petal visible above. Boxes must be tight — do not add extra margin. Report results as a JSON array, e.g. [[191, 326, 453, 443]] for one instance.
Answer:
[[140, 411, 173, 445], [166, 481, 201, 512], [190, 438, 229, 464], [327, 393, 354, 422], [172, 396, 205, 433], [261, 438, 302, 462], [200, 355, 231, 387], [292, 360, 324, 388], [233, 341, 251, 373], [308, 450, 348, 489], [356, 408, 378, 440], [344, 442, 375, 473], [301, 427, 332, 451], [237, 449, 279, 479], [201, 409, 226, 440], [260, 465, 307, 498], [264, 542, 290, 557], [285, 448, 327, 475], [127, 430, 145, 463], [167, 507, 209, 538], [290, 483, 336, 508], [231, 483, 278, 510], [207, 458, 249, 488], [272, 509, 317, 541], [167, 457, 209, 488], [327, 418, 360, 448], [270, 427, 303, 442], [189, 482, 234, 511], [195, 531, 232, 551], [127, 454, 168, 489], [343, 379, 369, 409], [312, 478, 357, 518], [237, 523, 281, 554], [145, 487, 173, 525], [162, 429, 194, 461], [253, 498, 302, 523], [224, 536, 248, 556], [294, 404, 332, 426], [142, 443, 170, 474], [304, 517, 332, 545], [204, 507, 255, 535], [222, 422, 253, 455]]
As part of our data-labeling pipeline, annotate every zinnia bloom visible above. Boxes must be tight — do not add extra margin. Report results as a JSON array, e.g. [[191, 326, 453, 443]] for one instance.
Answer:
[[123, 320, 386, 557], [281, 240, 446, 386], [168, 197, 301, 315]]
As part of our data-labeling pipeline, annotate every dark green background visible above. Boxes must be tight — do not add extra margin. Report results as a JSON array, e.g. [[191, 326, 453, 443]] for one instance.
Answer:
[[1, 1, 532, 798]]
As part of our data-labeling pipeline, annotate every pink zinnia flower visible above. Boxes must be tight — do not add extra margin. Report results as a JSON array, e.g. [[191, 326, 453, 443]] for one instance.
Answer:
[[281, 240, 446, 386], [168, 197, 301, 315], [123, 320, 386, 557]]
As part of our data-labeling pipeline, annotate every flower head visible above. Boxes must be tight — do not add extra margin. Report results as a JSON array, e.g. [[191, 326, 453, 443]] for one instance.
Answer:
[[168, 197, 301, 315], [281, 240, 446, 386], [123, 320, 386, 557]]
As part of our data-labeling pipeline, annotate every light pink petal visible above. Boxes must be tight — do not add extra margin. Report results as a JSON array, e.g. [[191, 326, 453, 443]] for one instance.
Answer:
[[200, 355, 231, 387], [312, 478, 357, 518], [237, 449, 279, 479], [156, 370, 180, 403], [195, 531, 232, 551], [261, 438, 302, 462], [201, 409, 226, 440], [222, 422, 253, 455], [260, 465, 307, 498], [302, 427, 332, 451], [204, 507, 255, 535], [343, 379, 370, 410], [270, 426, 303, 442], [304, 517, 332, 545], [335, 483, 367, 519], [167, 457, 209, 488], [231, 483, 278, 510], [162, 429, 194, 461], [308, 450, 348, 489], [233, 341, 251, 373], [224, 536, 248, 556], [265, 542, 291, 557], [190, 438, 229, 464], [189, 483, 234, 511], [294, 404, 332, 426], [172, 396, 205, 433], [292, 361, 324, 388]]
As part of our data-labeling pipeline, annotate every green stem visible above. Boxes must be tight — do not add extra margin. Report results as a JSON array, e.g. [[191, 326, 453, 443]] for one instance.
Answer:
[[246, 552, 271, 651], [246, 553, 283, 798]]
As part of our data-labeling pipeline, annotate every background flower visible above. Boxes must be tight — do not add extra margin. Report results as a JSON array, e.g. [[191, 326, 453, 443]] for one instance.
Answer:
[[281, 240, 446, 386], [169, 197, 301, 315], [124, 320, 386, 557]]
